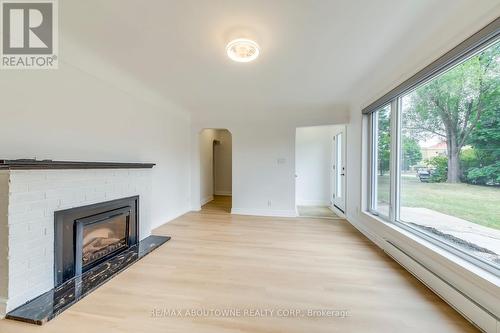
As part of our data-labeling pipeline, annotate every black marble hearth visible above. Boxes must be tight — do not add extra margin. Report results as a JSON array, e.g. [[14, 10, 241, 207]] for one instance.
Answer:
[[6, 235, 170, 325]]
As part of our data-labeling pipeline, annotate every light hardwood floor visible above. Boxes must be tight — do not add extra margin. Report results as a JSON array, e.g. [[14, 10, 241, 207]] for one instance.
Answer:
[[0, 196, 476, 332], [297, 205, 341, 219]]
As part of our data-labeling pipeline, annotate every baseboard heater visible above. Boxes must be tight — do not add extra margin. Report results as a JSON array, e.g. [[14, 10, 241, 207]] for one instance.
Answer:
[[383, 240, 499, 333]]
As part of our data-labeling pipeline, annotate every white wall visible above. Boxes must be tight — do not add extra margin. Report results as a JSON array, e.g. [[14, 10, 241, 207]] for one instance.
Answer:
[[0, 62, 192, 231], [199, 129, 217, 205], [295, 125, 340, 206], [0, 172, 8, 316], [190, 109, 350, 216], [214, 130, 232, 196]]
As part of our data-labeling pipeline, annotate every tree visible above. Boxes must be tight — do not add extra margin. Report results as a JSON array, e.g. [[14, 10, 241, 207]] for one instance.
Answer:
[[402, 137, 422, 170], [404, 42, 500, 183], [467, 95, 500, 167], [377, 106, 391, 175], [463, 106, 500, 185]]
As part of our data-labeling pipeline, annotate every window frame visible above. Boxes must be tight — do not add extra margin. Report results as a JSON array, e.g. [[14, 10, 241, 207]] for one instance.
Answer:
[[368, 103, 393, 220], [368, 108, 377, 215], [366, 16, 500, 275], [366, 36, 500, 275]]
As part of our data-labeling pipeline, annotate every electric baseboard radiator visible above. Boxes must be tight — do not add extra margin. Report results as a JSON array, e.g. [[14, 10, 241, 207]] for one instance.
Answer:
[[384, 240, 499, 333]]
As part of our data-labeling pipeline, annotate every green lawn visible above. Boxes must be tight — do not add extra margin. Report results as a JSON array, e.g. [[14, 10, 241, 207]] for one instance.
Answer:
[[376, 174, 500, 230]]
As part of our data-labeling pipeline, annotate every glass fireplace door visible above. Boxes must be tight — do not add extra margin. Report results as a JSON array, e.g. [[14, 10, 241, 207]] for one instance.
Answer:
[[75, 206, 131, 274]]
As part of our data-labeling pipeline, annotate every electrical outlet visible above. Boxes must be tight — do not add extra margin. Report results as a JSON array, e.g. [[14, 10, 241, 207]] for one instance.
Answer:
[[277, 158, 286, 165]]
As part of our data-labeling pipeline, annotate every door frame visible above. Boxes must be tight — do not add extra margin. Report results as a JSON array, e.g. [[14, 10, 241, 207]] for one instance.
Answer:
[[332, 128, 346, 213]]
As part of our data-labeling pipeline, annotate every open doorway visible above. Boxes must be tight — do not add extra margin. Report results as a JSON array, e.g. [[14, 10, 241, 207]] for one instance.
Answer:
[[295, 125, 346, 219], [199, 129, 232, 212]]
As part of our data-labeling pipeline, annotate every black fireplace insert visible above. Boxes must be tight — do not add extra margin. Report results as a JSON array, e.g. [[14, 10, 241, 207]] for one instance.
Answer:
[[54, 196, 139, 286]]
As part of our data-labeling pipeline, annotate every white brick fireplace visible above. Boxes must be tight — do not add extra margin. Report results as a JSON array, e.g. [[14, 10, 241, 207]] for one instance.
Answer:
[[0, 168, 153, 316]]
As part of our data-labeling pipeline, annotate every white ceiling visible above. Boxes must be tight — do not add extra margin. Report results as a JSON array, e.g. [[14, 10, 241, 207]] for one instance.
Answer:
[[60, 0, 500, 116]]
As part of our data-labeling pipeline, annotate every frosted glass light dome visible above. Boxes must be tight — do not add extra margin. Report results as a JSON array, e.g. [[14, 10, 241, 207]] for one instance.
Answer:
[[226, 39, 260, 62]]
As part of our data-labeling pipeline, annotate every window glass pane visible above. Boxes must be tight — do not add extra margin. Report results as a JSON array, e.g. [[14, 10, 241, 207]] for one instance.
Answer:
[[399, 40, 500, 268], [372, 104, 391, 217]]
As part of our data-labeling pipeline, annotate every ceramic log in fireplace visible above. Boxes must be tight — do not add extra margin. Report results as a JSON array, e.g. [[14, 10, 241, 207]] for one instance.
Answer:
[[54, 196, 139, 286]]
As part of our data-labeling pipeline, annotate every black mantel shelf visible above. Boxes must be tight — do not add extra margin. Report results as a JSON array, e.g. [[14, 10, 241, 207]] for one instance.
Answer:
[[0, 159, 155, 170]]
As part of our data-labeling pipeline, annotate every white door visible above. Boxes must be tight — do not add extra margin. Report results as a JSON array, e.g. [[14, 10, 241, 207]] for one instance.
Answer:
[[333, 130, 346, 212]]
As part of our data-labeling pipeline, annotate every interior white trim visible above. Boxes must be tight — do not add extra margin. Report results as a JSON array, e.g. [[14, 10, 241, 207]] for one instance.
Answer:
[[150, 209, 190, 230], [231, 208, 297, 218], [214, 191, 232, 196], [296, 200, 331, 206], [201, 195, 214, 206]]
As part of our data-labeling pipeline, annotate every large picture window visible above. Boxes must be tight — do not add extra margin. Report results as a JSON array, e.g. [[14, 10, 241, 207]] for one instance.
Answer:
[[368, 35, 500, 273]]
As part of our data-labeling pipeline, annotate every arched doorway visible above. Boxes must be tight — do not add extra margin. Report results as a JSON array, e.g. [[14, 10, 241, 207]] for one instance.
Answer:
[[199, 129, 232, 212]]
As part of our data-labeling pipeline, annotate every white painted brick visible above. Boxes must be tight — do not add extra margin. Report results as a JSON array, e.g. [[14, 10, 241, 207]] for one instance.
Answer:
[[7, 276, 28, 300], [7, 222, 29, 240], [8, 258, 28, 279], [7, 210, 45, 225], [9, 199, 61, 216], [7, 203, 28, 215], [8, 191, 45, 204], [9, 235, 45, 255], [27, 181, 57, 192], [10, 171, 47, 184], [84, 191, 106, 202], [53, 192, 84, 207], [8, 182, 28, 193]]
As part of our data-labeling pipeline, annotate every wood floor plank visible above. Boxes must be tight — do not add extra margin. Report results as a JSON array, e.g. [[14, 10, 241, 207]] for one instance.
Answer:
[[0, 196, 477, 332]]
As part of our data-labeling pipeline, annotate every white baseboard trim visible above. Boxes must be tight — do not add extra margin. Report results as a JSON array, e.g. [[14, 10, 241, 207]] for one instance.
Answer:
[[150, 208, 190, 231], [296, 200, 330, 206], [346, 214, 499, 333], [345, 214, 386, 248], [231, 208, 297, 218], [200, 195, 214, 206], [214, 191, 232, 196]]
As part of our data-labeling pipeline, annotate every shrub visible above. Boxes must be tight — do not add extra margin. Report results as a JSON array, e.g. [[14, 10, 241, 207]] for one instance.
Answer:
[[466, 162, 500, 185], [460, 148, 480, 182], [426, 155, 448, 183]]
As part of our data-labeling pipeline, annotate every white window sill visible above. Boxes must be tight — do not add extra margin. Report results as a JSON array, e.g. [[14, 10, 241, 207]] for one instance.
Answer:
[[360, 211, 500, 287]]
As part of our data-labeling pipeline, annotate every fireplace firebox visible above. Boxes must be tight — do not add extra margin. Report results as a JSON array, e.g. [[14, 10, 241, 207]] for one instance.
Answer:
[[54, 196, 139, 286]]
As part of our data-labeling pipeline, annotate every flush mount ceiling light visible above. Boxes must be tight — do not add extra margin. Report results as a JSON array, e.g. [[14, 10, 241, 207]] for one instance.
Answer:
[[226, 38, 260, 62]]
